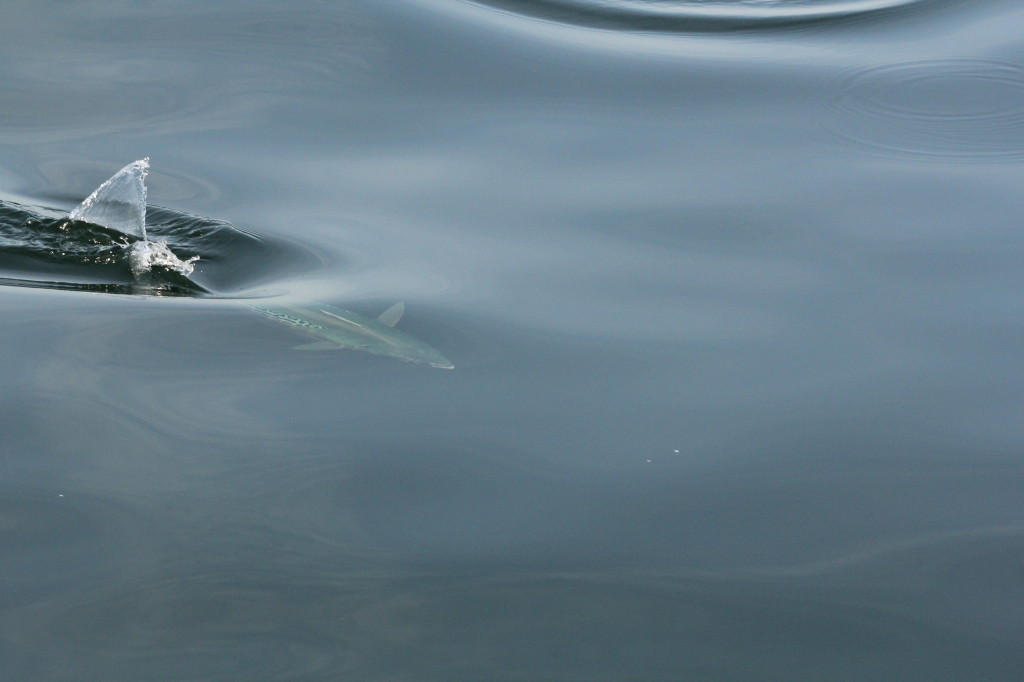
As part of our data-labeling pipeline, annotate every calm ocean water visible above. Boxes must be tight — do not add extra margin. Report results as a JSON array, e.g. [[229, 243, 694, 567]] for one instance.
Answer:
[[1, 0, 1023, 679]]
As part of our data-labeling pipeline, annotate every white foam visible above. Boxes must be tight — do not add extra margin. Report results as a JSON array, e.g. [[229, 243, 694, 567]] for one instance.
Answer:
[[127, 240, 199, 279]]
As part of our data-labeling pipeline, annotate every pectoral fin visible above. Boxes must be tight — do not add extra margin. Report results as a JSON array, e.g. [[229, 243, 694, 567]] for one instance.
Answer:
[[293, 341, 341, 351], [377, 302, 404, 327]]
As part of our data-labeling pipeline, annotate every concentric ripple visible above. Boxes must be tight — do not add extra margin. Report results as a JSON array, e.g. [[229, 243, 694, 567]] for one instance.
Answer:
[[457, 0, 935, 31], [825, 59, 1024, 162]]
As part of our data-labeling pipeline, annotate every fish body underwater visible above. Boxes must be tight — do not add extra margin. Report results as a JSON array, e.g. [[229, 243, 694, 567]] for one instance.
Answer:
[[248, 301, 454, 369], [11, 157, 453, 368]]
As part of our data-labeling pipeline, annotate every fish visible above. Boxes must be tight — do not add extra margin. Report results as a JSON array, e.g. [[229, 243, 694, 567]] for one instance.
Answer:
[[62, 159, 452, 367], [67, 158, 199, 280], [248, 300, 454, 369]]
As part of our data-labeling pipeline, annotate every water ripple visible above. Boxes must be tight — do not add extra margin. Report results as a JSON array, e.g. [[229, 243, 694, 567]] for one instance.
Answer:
[[0, 4, 377, 142], [825, 58, 1024, 162], [456, 0, 937, 31]]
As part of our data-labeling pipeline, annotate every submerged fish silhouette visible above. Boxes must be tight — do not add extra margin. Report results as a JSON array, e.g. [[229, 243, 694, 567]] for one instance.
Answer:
[[248, 301, 454, 369], [60, 159, 452, 367]]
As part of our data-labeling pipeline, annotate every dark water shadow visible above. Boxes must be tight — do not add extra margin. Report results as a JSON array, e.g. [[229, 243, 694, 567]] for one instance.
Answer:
[[0, 199, 324, 297]]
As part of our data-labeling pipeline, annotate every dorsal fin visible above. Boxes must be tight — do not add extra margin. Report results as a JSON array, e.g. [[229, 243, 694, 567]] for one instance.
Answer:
[[68, 158, 150, 240], [377, 301, 404, 327]]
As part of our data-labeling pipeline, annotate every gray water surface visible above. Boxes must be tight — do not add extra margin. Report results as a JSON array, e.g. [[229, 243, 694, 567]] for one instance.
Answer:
[[1, 0, 1023, 679]]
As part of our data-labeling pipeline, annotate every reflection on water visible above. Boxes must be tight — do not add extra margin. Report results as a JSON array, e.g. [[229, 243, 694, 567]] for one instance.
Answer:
[[826, 58, 1024, 161], [1, 0, 1023, 678], [5, 530, 1023, 679], [0, 2, 377, 144], [453, 0, 939, 31]]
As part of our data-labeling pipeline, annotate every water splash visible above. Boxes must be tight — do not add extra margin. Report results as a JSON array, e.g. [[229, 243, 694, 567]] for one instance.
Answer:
[[0, 176, 315, 297], [128, 240, 199, 280], [67, 159, 200, 279], [68, 158, 150, 240]]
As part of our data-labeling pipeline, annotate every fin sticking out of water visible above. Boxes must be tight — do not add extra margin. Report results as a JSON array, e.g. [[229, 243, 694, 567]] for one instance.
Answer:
[[69, 158, 150, 240], [67, 158, 199, 280], [377, 301, 404, 327]]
